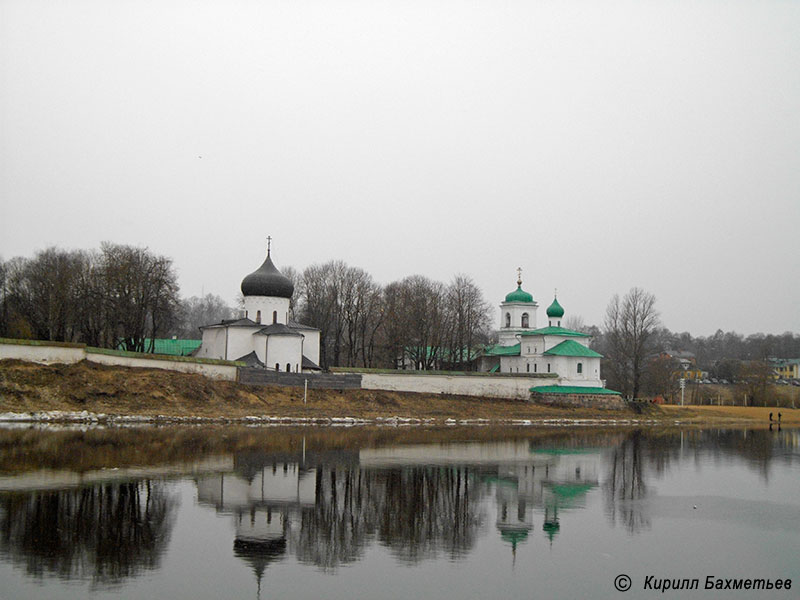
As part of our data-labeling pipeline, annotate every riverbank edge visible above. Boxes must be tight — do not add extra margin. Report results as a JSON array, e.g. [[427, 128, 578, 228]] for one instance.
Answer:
[[1, 359, 796, 427]]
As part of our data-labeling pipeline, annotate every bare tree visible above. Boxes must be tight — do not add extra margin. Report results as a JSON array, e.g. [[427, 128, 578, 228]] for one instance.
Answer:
[[297, 261, 385, 368], [383, 276, 442, 369], [173, 294, 235, 339], [563, 314, 587, 333], [99, 243, 180, 352], [603, 287, 660, 398], [442, 274, 491, 369]]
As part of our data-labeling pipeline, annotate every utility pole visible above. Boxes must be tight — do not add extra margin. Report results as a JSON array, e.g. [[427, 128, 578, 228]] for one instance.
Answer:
[[680, 378, 686, 406]]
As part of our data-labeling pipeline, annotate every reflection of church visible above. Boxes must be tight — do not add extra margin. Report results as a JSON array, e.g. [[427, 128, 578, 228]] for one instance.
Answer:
[[196, 460, 317, 595], [192, 441, 605, 585], [493, 447, 601, 556]]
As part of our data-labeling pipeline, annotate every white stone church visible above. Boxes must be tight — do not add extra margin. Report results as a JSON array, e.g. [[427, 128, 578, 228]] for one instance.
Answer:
[[478, 272, 606, 390], [195, 246, 321, 372]]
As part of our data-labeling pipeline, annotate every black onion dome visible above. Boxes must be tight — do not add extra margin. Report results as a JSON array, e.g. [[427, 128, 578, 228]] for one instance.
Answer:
[[240, 253, 294, 298]]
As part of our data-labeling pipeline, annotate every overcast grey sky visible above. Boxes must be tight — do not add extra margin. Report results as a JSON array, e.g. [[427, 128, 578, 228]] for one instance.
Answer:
[[1, 0, 798, 336]]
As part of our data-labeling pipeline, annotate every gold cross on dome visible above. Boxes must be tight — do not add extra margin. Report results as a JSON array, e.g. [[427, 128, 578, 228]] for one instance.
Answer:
[[516, 267, 523, 286], [267, 236, 272, 255]]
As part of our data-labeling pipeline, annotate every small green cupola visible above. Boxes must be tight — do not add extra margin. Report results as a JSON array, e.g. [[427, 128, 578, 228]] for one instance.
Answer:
[[504, 268, 534, 303], [546, 291, 564, 327], [546, 296, 564, 318]]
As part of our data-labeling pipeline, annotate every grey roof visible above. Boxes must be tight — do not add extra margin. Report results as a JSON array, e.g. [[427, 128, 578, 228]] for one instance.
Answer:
[[254, 323, 304, 337], [200, 317, 260, 330], [241, 252, 294, 298], [235, 351, 264, 367], [302, 355, 322, 370], [288, 320, 320, 331]]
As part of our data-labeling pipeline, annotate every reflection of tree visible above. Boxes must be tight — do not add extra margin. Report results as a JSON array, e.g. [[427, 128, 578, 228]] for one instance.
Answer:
[[376, 466, 483, 564], [291, 465, 484, 569], [604, 432, 650, 533], [293, 467, 378, 570], [0, 481, 177, 585]]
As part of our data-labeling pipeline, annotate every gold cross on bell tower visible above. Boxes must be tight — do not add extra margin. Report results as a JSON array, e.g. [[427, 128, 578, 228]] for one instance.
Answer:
[[516, 267, 523, 287]]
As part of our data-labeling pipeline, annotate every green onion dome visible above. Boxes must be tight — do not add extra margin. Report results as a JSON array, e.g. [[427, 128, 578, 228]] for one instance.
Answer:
[[505, 285, 534, 303], [546, 297, 564, 318]]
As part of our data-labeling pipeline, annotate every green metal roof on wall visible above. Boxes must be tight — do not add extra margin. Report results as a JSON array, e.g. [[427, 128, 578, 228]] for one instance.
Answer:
[[504, 285, 534, 303], [518, 326, 590, 338], [546, 297, 564, 318], [543, 339, 603, 358], [117, 338, 202, 356], [483, 343, 521, 356], [530, 385, 621, 395]]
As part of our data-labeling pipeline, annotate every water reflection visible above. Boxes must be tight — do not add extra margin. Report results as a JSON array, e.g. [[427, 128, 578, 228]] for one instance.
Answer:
[[0, 481, 176, 586], [0, 426, 797, 590]]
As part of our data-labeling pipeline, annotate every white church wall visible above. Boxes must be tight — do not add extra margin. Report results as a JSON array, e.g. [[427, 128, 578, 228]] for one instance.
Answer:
[[197, 328, 227, 360], [560, 357, 602, 386], [498, 303, 539, 332], [226, 328, 258, 362], [301, 330, 320, 365], [265, 335, 303, 372], [244, 296, 290, 325]]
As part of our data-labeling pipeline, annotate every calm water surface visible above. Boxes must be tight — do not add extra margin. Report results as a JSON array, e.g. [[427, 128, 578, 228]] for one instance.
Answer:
[[0, 426, 798, 599]]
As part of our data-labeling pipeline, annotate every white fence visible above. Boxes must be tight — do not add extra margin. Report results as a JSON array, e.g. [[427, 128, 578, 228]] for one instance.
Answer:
[[360, 372, 559, 400], [0, 339, 239, 381]]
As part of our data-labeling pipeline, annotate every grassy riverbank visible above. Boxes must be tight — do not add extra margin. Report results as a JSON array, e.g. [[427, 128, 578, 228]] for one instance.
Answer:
[[0, 359, 798, 425]]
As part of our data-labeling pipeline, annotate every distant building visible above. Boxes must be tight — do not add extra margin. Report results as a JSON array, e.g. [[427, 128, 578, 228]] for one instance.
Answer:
[[769, 358, 800, 380], [477, 271, 606, 390], [659, 351, 706, 381], [195, 243, 320, 372]]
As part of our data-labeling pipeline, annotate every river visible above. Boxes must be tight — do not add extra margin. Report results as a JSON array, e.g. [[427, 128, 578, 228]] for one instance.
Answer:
[[0, 425, 798, 599]]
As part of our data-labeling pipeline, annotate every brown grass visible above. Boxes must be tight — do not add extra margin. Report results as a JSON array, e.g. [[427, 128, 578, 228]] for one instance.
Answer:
[[661, 404, 800, 425]]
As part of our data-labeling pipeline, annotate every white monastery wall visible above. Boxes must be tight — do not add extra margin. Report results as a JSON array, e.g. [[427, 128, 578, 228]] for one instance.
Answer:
[[244, 296, 290, 325], [85, 351, 238, 380], [360, 372, 559, 400], [0, 340, 238, 381], [0, 343, 84, 364]]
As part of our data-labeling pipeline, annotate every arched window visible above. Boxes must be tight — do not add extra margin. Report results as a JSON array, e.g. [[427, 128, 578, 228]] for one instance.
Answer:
[[245, 310, 248, 318], [275, 363, 280, 371], [286, 363, 291, 372], [577, 362, 583, 374], [505, 313, 511, 328], [534, 363, 538, 373], [526, 363, 530, 372], [273, 311, 278, 324], [256, 310, 261, 324], [521, 313, 529, 328], [547, 363, 551, 373]]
